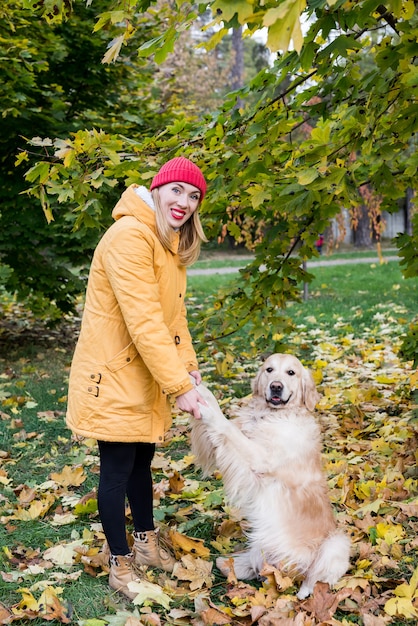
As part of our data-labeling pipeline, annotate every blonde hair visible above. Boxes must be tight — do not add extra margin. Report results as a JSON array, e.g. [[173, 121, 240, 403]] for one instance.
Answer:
[[152, 189, 208, 266]]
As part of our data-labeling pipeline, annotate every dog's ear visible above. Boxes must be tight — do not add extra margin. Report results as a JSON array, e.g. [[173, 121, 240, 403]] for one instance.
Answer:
[[251, 355, 270, 396], [251, 366, 263, 397], [302, 368, 321, 411]]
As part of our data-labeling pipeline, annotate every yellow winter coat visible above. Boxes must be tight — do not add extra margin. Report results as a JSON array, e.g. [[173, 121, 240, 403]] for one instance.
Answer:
[[66, 185, 198, 443]]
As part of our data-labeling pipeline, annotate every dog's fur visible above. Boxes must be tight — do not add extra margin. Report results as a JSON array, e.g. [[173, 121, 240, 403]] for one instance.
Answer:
[[191, 353, 350, 599]]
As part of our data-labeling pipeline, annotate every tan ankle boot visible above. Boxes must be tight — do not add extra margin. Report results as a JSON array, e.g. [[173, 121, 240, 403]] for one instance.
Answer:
[[133, 530, 175, 572], [109, 553, 141, 600]]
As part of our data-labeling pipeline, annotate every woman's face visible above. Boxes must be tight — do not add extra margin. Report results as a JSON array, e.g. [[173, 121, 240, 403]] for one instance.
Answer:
[[157, 182, 201, 228]]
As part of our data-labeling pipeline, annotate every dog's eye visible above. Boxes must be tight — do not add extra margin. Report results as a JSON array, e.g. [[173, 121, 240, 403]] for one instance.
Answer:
[[287, 370, 295, 376], [266, 367, 274, 373]]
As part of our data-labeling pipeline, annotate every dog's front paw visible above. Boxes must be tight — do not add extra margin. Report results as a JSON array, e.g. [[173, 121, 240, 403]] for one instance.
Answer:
[[198, 402, 215, 422]]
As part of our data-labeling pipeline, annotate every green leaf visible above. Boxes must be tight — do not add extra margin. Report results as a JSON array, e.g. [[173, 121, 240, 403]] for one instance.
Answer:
[[93, 11, 130, 33], [264, 0, 306, 53], [297, 168, 318, 185], [74, 499, 98, 516], [211, 0, 254, 24], [25, 161, 51, 184], [390, 0, 415, 19], [246, 185, 271, 208], [154, 28, 178, 63]]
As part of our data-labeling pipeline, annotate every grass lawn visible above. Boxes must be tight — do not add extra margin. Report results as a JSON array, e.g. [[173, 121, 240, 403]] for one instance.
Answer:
[[188, 258, 416, 335], [0, 253, 417, 625], [193, 242, 399, 269]]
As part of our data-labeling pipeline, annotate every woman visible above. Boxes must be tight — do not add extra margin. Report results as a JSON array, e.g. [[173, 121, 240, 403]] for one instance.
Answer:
[[66, 156, 208, 599]]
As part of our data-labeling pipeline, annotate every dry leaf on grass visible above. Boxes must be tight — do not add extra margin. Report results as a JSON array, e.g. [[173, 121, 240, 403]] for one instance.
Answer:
[[172, 554, 213, 590], [169, 530, 211, 559]]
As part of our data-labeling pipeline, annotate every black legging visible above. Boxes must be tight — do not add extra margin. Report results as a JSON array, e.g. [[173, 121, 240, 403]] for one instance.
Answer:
[[97, 441, 156, 556]]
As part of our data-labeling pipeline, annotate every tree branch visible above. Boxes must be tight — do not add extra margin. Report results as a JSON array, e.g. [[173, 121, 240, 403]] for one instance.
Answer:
[[376, 5, 400, 34]]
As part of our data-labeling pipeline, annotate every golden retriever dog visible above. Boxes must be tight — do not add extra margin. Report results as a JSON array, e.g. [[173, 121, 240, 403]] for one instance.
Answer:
[[191, 353, 350, 599]]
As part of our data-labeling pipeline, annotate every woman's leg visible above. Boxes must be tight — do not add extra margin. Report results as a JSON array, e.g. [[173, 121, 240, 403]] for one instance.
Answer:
[[97, 440, 137, 555], [127, 442, 156, 532], [127, 443, 175, 572]]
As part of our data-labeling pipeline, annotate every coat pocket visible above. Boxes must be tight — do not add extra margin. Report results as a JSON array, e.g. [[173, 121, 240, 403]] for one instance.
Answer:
[[105, 342, 139, 373]]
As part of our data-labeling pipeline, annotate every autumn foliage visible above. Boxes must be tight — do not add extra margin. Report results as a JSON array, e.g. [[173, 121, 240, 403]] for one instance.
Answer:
[[0, 280, 417, 624]]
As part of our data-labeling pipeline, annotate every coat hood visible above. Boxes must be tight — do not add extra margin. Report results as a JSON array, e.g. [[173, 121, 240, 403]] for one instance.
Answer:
[[112, 185, 155, 226], [111, 184, 179, 254]]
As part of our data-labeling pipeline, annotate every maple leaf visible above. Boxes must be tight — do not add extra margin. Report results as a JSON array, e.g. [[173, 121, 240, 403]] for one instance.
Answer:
[[375, 522, 405, 545], [194, 595, 236, 624], [172, 554, 213, 590], [301, 581, 352, 621], [169, 529, 210, 558], [384, 565, 418, 619], [168, 470, 184, 494], [251, 587, 283, 611], [89, 609, 144, 626], [44, 540, 85, 566], [151, 451, 172, 471], [74, 498, 98, 516], [50, 465, 86, 487], [259, 563, 295, 593], [37, 410, 59, 422], [11, 493, 56, 520], [258, 609, 311, 625], [362, 613, 390, 626], [11, 586, 72, 623], [216, 518, 243, 538], [16, 485, 37, 505], [136, 612, 161, 626], [37, 586, 72, 623], [200, 605, 232, 624], [128, 580, 171, 609], [51, 511, 78, 526], [77, 546, 110, 576], [0, 602, 13, 623], [153, 478, 170, 501], [0, 468, 11, 486]]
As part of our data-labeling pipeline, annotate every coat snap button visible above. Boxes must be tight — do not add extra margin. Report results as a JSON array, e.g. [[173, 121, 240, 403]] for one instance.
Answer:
[[126, 357, 131, 362]]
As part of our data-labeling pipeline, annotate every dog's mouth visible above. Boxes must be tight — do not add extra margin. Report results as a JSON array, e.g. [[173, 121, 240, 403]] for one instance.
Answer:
[[267, 393, 291, 406]]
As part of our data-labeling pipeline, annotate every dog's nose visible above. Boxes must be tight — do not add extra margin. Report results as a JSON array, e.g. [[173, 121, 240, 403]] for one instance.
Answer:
[[270, 382, 283, 395]]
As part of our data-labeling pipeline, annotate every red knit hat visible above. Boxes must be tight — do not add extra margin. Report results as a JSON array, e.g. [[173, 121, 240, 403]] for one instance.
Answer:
[[150, 157, 207, 200]]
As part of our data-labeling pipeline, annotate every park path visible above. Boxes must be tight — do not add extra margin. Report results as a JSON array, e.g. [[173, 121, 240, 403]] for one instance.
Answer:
[[188, 255, 400, 276]]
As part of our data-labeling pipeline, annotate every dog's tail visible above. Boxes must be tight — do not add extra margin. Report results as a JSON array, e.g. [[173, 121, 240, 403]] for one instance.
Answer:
[[297, 532, 351, 599]]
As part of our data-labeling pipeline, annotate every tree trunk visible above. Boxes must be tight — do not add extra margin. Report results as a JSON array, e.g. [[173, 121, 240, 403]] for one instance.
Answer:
[[352, 204, 373, 248], [231, 26, 244, 108], [405, 187, 414, 236]]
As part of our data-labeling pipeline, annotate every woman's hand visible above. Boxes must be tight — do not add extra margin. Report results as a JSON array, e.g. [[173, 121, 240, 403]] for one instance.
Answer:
[[176, 385, 207, 420], [189, 369, 202, 386]]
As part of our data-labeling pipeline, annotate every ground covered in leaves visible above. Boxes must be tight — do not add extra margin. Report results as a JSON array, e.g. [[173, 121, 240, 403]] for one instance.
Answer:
[[0, 294, 417, 625]]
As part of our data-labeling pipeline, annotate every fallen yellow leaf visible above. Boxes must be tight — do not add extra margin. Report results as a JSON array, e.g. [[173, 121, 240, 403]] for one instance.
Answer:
[[169, 530, 210, 558], [50, 465, 86, 487], [172, 554, 213, 591]]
